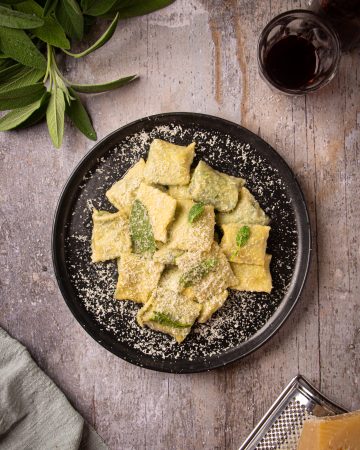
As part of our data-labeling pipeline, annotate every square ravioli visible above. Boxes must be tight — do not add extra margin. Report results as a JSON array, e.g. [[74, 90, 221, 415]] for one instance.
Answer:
[[106, 158, 145, 214], [168, 184, 192, 200], [153, 246, 184, 265], [137, 287, 201, 343], [167, 199, 215, 252], [198, 290, 229, 323], [220, 223, 270, 265], [143, 139, 195, 186], [230, 254, 272, 293], [114, 253, 164, 303], [91, 209, 131, 263], [189, 160, 245, 212], [176, 243, 236, 303], [136, 182, 177, 243], [217, 187, 270, 226]]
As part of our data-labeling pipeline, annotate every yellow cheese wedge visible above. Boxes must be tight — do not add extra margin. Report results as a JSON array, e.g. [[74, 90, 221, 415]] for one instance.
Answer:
[[297, 410, 360, 450]]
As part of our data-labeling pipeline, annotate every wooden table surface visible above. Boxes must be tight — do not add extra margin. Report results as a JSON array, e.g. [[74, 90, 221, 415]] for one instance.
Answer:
[[1, 1, 359, 449]]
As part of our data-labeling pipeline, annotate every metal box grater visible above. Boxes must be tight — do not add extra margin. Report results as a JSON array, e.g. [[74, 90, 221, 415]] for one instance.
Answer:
[[239, 374, 347, 450]]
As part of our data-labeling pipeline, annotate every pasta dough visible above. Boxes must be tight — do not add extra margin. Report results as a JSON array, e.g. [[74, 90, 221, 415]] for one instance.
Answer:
[[189, 160, 245, 212], [115, 253, 164, 303], [231, 254, 272, 293], [90, 137, 274, 343], [198, 290, 229, 323], [168, 184, 192, 200], [220, 223, 270, 265], [136, 182, 177, 243], [91, 209, 131, 262], [176, 243, 236, 303], [144, 139, 195, 186], [106, 158, 145, 214], [137, 287, 201, 343], [217, 187, 270, 226], [167, 199, 215, 252]]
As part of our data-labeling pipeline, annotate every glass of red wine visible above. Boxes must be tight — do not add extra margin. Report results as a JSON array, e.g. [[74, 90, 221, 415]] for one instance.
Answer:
[[258, 10, 341, 95]]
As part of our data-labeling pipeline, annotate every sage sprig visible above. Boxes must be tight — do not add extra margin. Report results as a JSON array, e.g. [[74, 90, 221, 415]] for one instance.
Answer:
[[0, 0, 175, 148]]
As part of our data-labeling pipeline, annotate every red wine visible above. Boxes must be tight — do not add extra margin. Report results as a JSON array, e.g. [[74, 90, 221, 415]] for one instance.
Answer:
[[264, 36, 317, 90]]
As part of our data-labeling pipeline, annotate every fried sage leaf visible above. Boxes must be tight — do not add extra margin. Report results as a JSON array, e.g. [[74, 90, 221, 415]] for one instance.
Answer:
[[179, 258, 218, 288], [188, 202, 204, 224], [236, 225, 250, 248], [129, 199, 156, 255], [151, 312, 191, 329]]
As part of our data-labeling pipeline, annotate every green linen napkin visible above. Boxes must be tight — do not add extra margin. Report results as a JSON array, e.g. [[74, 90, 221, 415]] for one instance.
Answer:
[[0, 327, 108, 450]]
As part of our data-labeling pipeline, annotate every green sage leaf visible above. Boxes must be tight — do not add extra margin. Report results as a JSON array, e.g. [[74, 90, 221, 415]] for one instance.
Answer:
[[0, 65, 44, 93], [0, 27, 46, 70], [0, 0, 25, 4], [65, 87, 97, 141], [70, 74, 137, 93], [129, 199, 156, 255], [81, 0, 117, 16], [0, 4, 44, 28], [0, 94, 44, 130], [0, 58, 15, 70], [106, 0, 175, 19], [43, 0, 58, 16], [16, 1, 70, 49], [188, 202, 204, 224], [0, 82, 45, 110], [179, 258, 218, 288], [14, 91, 50, 128], [62, 12, 118, 57], [151, 312, 191, 329], [46, 87, 65, 148], [55, 0, 83, 40], [236, 225, 250, 248]]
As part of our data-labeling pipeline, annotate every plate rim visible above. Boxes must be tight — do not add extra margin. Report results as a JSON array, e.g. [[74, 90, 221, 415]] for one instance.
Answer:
[[52, 112, 311, 373]]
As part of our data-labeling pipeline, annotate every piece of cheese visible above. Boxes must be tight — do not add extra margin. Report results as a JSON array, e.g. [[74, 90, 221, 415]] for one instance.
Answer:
[[297, 410, 360, 450]]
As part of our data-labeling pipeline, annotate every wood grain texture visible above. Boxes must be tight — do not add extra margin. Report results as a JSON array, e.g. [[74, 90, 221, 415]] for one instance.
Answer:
[[0, 1, 359, 449]]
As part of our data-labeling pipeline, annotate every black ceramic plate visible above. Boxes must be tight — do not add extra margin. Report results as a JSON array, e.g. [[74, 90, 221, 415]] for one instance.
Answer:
[[52, 113, 310, 373]]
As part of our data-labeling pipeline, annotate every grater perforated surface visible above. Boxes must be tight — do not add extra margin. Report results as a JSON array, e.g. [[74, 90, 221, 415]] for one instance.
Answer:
[[239, 375, 347, 450]]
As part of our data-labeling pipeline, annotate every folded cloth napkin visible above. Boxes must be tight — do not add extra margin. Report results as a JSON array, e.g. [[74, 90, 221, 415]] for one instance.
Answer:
[[0, 327, 108, 450]]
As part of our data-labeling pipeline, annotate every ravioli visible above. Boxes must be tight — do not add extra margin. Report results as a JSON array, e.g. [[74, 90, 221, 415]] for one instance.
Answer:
[[189, 160, 245, 212], [136, 182, 177, 243], [153, 246, 184, 265], [137, 287, 201, 343], [167, 199, 215, 252], [114, 253, 164, 303], [220, 223, 270, 265], [176, 242, 236, 303], [217, 187, 270, 226], [91, 137, 274, 344], [144, 139, 195, 186], [91, 209, 131, 262], [198, 290, 229, 323], [168, 184, 192, 200], [106, 158, 145, 214], [231, 254, 272, 293]]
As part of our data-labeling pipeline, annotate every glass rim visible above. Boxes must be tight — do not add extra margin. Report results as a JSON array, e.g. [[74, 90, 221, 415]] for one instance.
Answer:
[[257, 9, 341, 95]]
